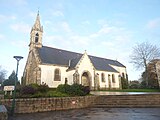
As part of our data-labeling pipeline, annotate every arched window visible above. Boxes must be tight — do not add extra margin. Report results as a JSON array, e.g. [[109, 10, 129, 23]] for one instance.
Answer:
[[112, 74, 115, 83], [54, 69, 61, 81], [108, 74, 110, 80], [35, 33, 39, 43], [101, 73, 105, 82], [122, 73, 125, 78]]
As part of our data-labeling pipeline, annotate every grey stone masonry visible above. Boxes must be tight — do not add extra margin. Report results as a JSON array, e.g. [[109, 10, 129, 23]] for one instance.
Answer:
[[93, 94, 160, 108], [0, 105, 8, 120], [0, 94, 160, 114], [0, 94, 4, 99]]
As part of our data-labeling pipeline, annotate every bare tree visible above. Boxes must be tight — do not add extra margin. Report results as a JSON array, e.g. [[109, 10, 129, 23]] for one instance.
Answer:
[[130, 42, 160, 86], [0, 66, 7, 84]]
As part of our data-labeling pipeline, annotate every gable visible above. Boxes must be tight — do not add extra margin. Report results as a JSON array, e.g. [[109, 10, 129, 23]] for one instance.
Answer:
[[76, 52, 94, 70], [37, 46, 125, 72]]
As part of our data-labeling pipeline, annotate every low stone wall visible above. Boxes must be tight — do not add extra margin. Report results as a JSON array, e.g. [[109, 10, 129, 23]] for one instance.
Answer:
[[93, 94, 160, 108], [1, 96, 96, 113], [1, 94, 160, 114], [0, 94, 4, 99], [0, 105, 8, 120]]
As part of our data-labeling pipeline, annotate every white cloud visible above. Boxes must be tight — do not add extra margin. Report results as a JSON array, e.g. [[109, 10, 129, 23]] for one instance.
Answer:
[[10, 0, 27, 6], [52, 10, 64, 17], [45, 35, 62, 41], [46, 21, 73, 34], [146, 18, 160, 29], [11, 40, 28, 48], [61, 22, 72, 33], [70, 35, 91, 46], [44, 20, 52, 26], [10, 22, 30, 33], [0, 14, 17, 23], [82, 20, 90, 25], [0, 34, 5, 41], [98, 24, 115, 34], [89, 21, 132, 45], [0, 15, 6, 23]]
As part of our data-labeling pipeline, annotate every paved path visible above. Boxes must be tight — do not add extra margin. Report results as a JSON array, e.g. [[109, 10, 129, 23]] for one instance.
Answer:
[[9, 108, 160, 120], [91, 91, 160, 95]]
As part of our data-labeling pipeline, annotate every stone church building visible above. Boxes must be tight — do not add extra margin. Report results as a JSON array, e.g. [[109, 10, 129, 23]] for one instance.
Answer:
[[22, 12, 128, 90]]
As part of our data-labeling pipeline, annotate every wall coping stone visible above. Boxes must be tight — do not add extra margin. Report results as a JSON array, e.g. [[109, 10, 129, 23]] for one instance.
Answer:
[[0, 94, 160, 114]]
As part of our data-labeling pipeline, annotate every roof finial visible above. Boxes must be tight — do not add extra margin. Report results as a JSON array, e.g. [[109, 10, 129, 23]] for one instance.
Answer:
[[38, 7, 39, 15]]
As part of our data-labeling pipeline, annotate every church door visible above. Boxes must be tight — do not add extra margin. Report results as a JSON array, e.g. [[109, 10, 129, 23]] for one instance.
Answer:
[[81, 72, 91, 89]]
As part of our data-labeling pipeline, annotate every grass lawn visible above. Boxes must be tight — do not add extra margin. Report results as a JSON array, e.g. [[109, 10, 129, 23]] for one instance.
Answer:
[[102, 89, 160, 92], [0, 90, 4, 95]]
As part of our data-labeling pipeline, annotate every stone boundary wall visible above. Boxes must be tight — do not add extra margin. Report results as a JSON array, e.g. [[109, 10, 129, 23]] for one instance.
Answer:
[[0, 94, 4, 99], [1, 96, 96, 113], [1, 94, 160, 114], [0, 105, 8, 120], [93, 94, 160, 108]]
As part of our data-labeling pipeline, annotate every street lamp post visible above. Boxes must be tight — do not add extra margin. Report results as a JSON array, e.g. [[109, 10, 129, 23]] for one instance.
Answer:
[[11, 56, 23, 115]]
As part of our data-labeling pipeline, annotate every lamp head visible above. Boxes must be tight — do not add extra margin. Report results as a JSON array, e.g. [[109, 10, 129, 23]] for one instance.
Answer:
[[13, 56, 23, 61]]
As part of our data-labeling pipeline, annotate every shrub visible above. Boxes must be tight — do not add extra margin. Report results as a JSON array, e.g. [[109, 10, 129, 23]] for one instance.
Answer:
[[82, 86, 90, 95], [31, 92, 44, 98], [20, 85, 37, 95], [56, 84, 71, 94], [121, 77, 129, 89], [38, 84, 49, 93], [47, 91, 68, 97], [69, 84, 85, 96], [30, 83, 39, 90], [56, 84, 90, 96]]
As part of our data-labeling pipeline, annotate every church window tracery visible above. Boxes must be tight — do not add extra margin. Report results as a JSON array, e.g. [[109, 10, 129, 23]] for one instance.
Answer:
[[54, 68, 61, 81]]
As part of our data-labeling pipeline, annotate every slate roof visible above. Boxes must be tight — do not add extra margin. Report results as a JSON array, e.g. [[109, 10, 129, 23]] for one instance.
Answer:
[[37, 46, 126, 72]]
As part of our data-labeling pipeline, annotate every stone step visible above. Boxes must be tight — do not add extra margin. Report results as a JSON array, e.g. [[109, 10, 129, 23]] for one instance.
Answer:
[[92, 104, 160, 108], [93, 94, 160, 107]]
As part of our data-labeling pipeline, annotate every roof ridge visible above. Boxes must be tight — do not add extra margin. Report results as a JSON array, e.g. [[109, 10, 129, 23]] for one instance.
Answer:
[[89, 55, 116, 62], [41, 46, 125, 67], [42, 46, 82, 55], [43, 46, 115, 61]]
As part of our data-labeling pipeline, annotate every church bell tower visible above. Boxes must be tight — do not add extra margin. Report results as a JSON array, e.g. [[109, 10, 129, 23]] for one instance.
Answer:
[[29, 11, 43, 51]]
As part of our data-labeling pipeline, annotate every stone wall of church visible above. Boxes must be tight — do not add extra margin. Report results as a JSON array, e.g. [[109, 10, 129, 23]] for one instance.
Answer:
[[95, 70, 120, 89], [66, 70, 75, 85], [23, 50, 41, 85], [40, 65, 69, 88], [110, 65, 127, 78], [76, 53, 95, 87]]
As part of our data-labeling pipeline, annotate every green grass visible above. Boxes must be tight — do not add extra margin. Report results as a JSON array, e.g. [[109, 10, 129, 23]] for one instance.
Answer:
[[101, 89, 160, 92], [0, 90, 4, 95]]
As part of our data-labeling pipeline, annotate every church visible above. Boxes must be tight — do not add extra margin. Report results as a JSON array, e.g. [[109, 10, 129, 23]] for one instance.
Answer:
[[22, 12, 128, 90]]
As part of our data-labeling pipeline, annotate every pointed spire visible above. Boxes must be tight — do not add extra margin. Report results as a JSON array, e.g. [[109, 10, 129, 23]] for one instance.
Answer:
[[31, 11, 43, 32], [29, 11, 43, 50], [35, 10, 40, 25]]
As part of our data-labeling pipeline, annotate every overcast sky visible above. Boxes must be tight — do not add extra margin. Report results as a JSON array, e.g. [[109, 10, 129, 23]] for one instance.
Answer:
[[0, 0, 160, 81]]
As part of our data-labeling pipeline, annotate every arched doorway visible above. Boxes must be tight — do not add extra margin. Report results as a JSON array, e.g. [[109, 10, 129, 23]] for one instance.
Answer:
[[81, 71, 91, 88]]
